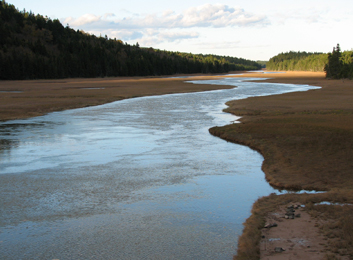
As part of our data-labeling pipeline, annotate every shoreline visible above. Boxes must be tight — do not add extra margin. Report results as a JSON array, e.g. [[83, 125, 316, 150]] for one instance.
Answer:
[[209, 71, 353, 259], [0, 73, 240, 122], [2, 71, 353, 258]]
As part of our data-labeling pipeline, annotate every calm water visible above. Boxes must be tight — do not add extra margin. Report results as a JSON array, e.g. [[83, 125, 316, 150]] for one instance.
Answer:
[[0, 77, 319, 259]]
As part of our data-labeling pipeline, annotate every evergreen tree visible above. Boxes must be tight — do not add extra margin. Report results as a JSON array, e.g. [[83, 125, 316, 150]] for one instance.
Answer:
[[325, 44, 342, 79]]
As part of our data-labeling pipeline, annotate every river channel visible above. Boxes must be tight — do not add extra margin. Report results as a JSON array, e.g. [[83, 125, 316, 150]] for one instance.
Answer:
[[0, 77, 320, 259]]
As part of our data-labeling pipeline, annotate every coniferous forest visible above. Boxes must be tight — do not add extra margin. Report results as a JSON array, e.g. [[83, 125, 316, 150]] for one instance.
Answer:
[[324, 44, 353, 79], [267, 45, 353, 79], [0, 1, 261, 80], [266, 51, 328, 72]]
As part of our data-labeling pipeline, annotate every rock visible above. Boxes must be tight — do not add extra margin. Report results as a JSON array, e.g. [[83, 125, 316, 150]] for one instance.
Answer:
[[295, 214, 301, 218], [285, 212, 295, 219], [264, 222, 278, 228], [275, 247, 285, 253]]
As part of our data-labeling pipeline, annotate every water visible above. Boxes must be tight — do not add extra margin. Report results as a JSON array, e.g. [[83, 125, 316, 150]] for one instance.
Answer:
[[0, 77, 320, 259]]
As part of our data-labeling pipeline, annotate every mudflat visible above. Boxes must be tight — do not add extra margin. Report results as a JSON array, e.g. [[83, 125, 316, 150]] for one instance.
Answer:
[[209, 71, 353, 259], [2, 71, 353, 259], [0, 74, 235, 121]]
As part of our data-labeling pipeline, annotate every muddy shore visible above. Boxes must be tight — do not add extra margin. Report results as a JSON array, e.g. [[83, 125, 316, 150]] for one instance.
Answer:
[[209, 71, 353, 259], [0, 74, 236, 121], [2, 71, 352, 259]]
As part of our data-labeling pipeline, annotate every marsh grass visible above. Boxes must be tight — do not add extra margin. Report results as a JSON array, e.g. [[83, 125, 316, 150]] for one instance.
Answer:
[[210, 74, 353, 259]]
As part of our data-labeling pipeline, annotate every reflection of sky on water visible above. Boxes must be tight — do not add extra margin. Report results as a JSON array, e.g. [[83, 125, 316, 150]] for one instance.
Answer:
[[0, 77, 320, 259]]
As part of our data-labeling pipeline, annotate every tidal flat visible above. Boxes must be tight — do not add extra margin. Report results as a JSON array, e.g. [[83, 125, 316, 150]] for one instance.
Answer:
[[0, 73, 320, 259]]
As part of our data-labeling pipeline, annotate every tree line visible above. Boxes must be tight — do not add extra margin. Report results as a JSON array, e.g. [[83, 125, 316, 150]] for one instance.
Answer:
[[266, 51, 328, 72], [0, 1, 261, 80], [266, 46, 353, 79], [324, 44, 353, 79]]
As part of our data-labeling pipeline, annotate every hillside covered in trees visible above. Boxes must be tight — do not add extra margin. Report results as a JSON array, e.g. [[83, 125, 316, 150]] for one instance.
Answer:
[[267, 46, 353, 79], [266, 51, 327, 72], [0, 1, 261, 80]]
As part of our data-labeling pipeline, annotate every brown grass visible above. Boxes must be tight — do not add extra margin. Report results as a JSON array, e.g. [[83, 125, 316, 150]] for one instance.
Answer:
[[208, 71, 353, 259]]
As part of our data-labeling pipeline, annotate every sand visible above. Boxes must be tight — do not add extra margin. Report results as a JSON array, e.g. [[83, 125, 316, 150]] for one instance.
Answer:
[[261, 204, 327, 260]]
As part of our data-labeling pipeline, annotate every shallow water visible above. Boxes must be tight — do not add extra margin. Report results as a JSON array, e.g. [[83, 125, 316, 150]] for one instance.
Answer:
[[0, 77, 320, 259]]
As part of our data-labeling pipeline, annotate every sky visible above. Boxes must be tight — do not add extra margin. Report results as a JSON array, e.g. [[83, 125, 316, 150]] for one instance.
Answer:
[[7, 0, 353, 61]]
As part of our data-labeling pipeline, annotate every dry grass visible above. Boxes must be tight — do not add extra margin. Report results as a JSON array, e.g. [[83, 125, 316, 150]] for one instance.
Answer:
[[209, 71, 353, 259], [210, 75, 353, 191]]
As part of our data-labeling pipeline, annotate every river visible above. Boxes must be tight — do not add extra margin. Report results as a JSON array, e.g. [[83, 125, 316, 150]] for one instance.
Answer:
[[0, 76, 320, 259]]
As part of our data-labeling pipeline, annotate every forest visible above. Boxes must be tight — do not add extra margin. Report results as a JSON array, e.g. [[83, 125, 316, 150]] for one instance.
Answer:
[[0, 1, 261, 80], [266, 51, 328, 72], [267, 46, 353, 79], [325, 44, 353, 79]]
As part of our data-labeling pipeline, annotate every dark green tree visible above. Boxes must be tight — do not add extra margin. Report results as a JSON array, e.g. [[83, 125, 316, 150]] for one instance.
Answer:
[[325, 44, 342, 79]]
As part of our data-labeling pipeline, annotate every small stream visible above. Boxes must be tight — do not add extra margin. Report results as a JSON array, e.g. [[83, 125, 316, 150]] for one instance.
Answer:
[[0, 77, 320, 259]]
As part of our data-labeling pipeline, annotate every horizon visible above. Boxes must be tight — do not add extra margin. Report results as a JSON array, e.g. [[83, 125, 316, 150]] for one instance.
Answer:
[[5, 0, 353, 61]]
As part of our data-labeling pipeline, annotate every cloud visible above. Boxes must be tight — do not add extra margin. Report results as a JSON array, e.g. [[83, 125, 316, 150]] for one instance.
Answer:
[[64, 14, 102, 27], [158, 31, 199, 42], [61, 4, 267, 45], [63, 4, 267, 30], [179, 4, 265, 27], [272, 7, 330, 25]]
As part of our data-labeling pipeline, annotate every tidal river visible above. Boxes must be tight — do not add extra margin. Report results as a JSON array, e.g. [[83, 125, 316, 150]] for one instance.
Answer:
[[0, 77, 319, 259]]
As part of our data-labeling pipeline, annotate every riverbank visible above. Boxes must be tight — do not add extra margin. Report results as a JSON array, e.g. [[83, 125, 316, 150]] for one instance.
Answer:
[[209, 71, 353, 259], [2, 71, 352, 258], [0, 73, 236, 121]]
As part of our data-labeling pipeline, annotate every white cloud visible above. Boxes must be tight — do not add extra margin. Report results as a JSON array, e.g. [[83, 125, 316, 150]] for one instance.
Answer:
[[272, 7, 330, 25], [63, 14, 102, 27], [179, 4, 265, 27], [61, 4, 267, 46], [62, 4, 267, 30]]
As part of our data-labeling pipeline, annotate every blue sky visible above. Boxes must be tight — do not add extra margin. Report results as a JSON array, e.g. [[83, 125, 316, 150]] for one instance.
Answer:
[[7, 0, 353, 60]]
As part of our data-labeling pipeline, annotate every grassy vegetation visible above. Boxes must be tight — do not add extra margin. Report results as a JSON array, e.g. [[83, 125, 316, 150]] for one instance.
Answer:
[[209, 72, 353, 258]]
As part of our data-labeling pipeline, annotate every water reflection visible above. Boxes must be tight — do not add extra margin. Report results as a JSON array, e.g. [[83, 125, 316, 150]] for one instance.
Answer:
[[0, 77, 320, 259]]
